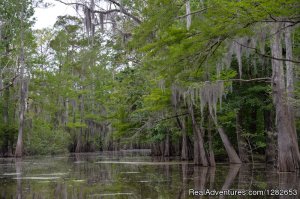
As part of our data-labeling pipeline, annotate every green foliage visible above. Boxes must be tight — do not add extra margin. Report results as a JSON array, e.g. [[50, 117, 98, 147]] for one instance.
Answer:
[[0, 125, 18, 152], [25, 119, 70, 155], [147, 122, 169, 143], [0, 0, 299, 159], [66, 122, 87, 129]]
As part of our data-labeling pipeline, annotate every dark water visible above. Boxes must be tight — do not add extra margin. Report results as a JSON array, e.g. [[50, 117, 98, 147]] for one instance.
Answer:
[[0, 151, 299, 199]]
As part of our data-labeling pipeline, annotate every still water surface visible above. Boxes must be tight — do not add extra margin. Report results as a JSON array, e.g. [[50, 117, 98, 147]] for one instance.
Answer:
[[0, 151, 299, 198]]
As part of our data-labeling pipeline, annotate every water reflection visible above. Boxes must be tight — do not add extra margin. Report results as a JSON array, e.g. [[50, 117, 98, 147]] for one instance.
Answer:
[[15, 159, 22, 199], [0, 152, 298, 198]]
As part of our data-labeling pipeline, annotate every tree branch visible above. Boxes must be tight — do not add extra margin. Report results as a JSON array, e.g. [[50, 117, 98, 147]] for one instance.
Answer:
[[177, 8, 207, 19], [54, 0, 141, 24], [233, 40, 300, 64], [0, 75, 19, 92], [229, 77, 271, 82]]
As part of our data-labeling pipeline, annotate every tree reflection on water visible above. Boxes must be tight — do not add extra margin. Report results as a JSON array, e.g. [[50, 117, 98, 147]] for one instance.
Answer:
[[0, 151, 299, 198]]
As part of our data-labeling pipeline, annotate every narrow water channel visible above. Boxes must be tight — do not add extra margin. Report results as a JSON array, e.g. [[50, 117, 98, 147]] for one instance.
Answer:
[[0, 151, 299, 198]]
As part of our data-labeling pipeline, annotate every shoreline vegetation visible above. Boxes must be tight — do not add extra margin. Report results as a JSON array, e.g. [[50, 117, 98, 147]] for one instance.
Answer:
[[0, 0, 300, 173]]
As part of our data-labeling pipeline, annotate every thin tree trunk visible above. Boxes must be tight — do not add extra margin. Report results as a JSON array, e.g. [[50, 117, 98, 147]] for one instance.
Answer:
[[236, 110, 249, 163], [0, 74, 2, 95], [270, 23, 300, 172], [75, 131, 82, 153], [160, 141, 164, 156], [164, 131, 170, 157], [75, 93, 84, 153], [185, 0, 191, 30], [264, 110, 277, 167], [178, 116, 188, 160], [193, 128, 200, 164], [15, 3, 26, 157], [65, 98, 69, 126], [3, 82, 9, 124], [208, 116, 216, 166], [211, 115, 242, 164], [188, 104, 208, 166]]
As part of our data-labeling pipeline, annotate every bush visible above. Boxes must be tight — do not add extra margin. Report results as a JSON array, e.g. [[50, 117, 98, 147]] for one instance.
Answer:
[[25, 120, 71, 155], [0, 125, 18, 155]]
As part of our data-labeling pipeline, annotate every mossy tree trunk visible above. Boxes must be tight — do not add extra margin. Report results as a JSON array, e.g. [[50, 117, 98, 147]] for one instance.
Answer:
[[270, 23, 300, 172]]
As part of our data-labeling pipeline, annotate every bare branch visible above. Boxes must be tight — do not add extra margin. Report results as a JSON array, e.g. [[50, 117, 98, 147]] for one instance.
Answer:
[[54, 0, 85, 7], [54, 0, 141, 24], [229, 77, 271, 82]]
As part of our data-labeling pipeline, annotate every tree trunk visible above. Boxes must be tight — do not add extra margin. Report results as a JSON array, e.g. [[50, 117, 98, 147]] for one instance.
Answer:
[[284, 23, 300, 169], [0, 75, 2, 95], [15, 5, 26, 157], [208, 116, 216, 166], [193, 129, 200, 164], [160, 141, 164, 156], [211, 115, 242, 164], [236, 110, 249, 163], [178, 116, 188, 160], [64, 98, 69, 126], [75, 130, 82, 153], [188, 104, 208, 166], [164, 131, 170, 157], [75, 93, 84, 153], [264, 110, 277, 166], [3, 81, 9, 124], [285, 23, 294, 101], [185, 0, 191, 30], [270, 23, 300, 172]]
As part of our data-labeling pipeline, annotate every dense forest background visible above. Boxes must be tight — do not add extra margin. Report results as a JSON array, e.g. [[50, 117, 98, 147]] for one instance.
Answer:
[[0, 0, 300, 172]]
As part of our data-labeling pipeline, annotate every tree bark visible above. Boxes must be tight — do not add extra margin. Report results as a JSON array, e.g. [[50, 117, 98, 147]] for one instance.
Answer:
[[285, 23, 294, 100], [208, 116, 216, 166], [75, 92, 85, 153], [15, 4, 26, 157], [164, 130, 170, 157], [270, 23, 300, 172], [177, 116, 189, 160], [284, 23, 300, 169], [211, 115, 242, 164], [193, 128, 200, 164], [236, 110, 249, 163], [3, 82, 9, 124], [188, 104, 208, 166], [185, 0, 191, 30], [264, 110, 277, 166]]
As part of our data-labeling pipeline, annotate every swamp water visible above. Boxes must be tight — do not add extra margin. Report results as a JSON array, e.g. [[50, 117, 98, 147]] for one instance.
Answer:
[[0, 151, 299, 199]]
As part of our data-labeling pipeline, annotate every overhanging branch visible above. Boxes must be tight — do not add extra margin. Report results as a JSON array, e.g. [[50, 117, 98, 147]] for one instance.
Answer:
[[54, 0, 141, 24], [234, 40, 300, 64], [177, 8, 207, 19]]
